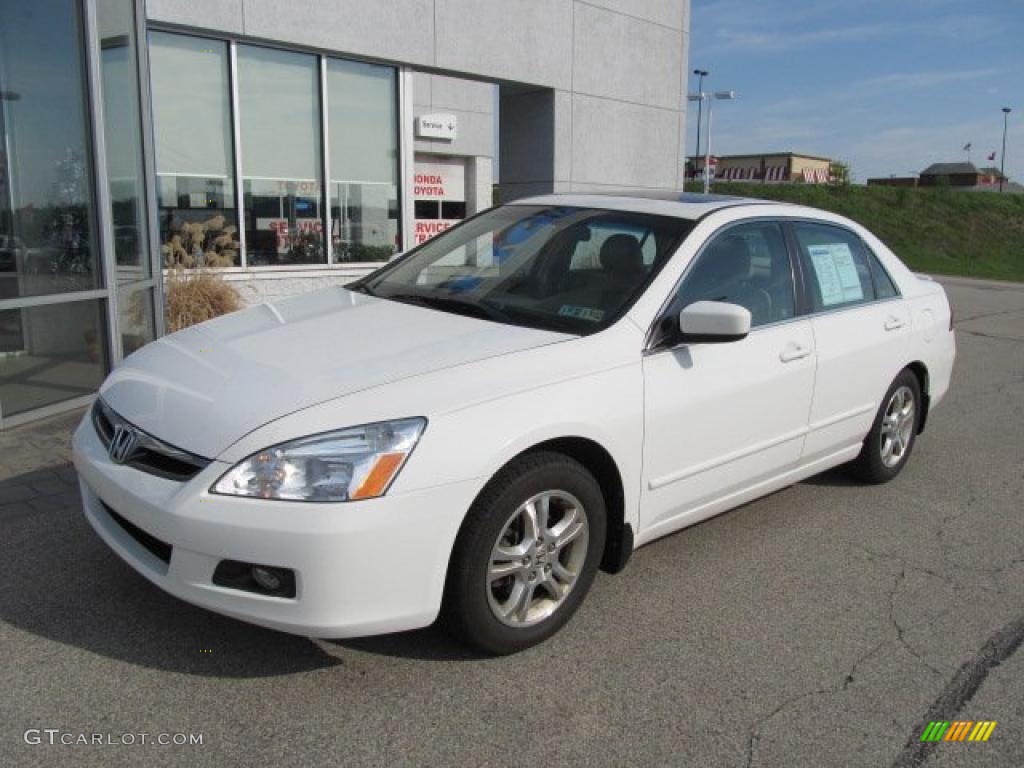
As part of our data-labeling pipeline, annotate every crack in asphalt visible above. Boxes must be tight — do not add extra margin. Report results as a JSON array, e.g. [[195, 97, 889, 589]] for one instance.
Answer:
[[886, 567, 945, 678], [956, 307, 1024, 323], [744, 522, 1023, 768], [891, 614, 1024, 768], [743, 637, 891, 767], [956, 328, 1024, 342]]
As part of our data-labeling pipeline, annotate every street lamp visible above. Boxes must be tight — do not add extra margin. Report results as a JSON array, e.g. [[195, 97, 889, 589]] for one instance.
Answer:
[[692, 69, 709, 174], [1000, 107, 1011, 193], [704, 90, 736, 194]]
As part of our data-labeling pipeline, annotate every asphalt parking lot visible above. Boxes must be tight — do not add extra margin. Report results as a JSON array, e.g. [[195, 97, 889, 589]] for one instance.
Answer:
[[1, 276, 1022, 768]]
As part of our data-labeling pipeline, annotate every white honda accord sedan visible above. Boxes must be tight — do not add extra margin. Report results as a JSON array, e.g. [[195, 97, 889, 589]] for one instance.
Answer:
[[73, 193, 955, 654]]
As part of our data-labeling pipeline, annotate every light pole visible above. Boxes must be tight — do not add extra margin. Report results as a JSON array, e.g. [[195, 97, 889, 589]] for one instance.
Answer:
[[692, 69, 708, 177], [1000, 107, 1011, 193], [704, 90, 736, 194]]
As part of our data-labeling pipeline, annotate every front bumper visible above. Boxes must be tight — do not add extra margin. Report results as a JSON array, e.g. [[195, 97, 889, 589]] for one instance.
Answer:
[[71, 415, 481, 638]]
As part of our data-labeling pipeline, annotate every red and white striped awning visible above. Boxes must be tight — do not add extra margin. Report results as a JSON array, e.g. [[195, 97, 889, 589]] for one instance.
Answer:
[[718, 167, 758, 180], [801, 168, 831, 184], [764, 165, 787, 182]]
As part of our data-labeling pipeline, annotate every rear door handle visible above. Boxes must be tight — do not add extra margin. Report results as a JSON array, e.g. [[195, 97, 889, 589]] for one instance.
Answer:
[[884, 316, 906, 331], [780, 344, 812, 363]]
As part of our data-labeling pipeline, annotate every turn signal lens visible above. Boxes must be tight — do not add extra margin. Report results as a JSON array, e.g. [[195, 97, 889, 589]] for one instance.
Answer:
[[352, 452, 407, 499]]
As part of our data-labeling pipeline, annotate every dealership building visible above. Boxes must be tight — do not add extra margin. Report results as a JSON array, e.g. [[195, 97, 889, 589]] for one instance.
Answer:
[[0, 0, 690, 427]]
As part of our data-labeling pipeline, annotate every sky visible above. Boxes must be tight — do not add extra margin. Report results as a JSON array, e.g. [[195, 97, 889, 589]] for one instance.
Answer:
[[686, 0, 1024, 183]]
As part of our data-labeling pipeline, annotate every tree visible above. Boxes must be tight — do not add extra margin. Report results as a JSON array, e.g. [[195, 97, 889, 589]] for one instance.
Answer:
[[829, 160, 851, 186]]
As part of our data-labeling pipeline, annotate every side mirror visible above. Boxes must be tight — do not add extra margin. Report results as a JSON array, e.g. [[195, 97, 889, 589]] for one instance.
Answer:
[[676, 301, 751, 343]]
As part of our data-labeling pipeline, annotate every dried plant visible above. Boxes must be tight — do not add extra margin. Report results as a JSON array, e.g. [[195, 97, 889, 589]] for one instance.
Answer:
[[161, 215, 239, 268], [164, 267, 241, 332]]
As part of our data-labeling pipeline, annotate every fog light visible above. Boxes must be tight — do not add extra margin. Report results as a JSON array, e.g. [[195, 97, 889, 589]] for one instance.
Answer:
[[251, 566, 282, 592], [212, 559, 296, 598]]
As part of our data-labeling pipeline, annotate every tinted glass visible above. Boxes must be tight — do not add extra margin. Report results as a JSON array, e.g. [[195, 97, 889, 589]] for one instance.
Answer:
[[794, 222, 876, 312], [118, 284, 154, 357], [360, 206, 691, 335], [149, 32, 239, 267], [238, 46, 324, 265], [866, 246, 899, 299], [327, 59, 399, 262], [675, 221, 795, 327], [0, 299, 108, 417], [0, 0, 100, 297], [98, 0, 149, 282]]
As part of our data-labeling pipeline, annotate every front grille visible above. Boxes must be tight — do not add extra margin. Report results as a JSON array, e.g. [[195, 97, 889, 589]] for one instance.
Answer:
[[92, 399, 210, 482], [100, 500, 172, 564]]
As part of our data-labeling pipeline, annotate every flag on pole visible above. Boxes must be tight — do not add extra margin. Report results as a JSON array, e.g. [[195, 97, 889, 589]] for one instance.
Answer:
[[963, 142, 972, 151], [988, 151, 996, 161]]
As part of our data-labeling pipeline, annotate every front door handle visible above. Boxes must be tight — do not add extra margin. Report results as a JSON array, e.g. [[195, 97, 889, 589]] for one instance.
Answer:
[[884, 316, 906, 331], [780, 344, 812, 363]]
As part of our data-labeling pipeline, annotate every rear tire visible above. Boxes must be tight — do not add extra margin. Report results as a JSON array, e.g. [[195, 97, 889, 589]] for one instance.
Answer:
[[443, 451, 606, 655], [848, 369, 921, 484]]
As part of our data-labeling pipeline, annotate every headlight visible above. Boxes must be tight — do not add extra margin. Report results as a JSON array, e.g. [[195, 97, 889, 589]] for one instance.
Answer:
[[211, 418, 426, 502]]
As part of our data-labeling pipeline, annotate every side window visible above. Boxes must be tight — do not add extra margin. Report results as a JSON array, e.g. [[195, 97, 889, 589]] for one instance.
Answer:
[[675, 221, 796, 328], [793, 222, 876, 312], [865, 245, 900, 299]]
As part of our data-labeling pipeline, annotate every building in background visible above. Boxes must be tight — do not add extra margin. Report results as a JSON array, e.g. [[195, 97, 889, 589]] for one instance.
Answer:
[[867, 162, 1019, 191], [688, 152, 833, 184], [0, 0, 691, 427]]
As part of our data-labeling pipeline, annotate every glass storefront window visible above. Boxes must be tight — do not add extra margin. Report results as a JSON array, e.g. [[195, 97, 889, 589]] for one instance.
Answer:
[[0, 299, 108, 419], [149, 32, 239, 268], [118, 284, 154, 358], [97, 0, 150, 284], [326, 59, 399, 262], [0, 0, 101, 299], [238, 46, 324, 266]]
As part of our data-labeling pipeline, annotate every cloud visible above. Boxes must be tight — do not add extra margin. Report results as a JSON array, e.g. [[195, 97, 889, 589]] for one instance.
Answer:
[[715, 24, 892, 53], [694, 5, 1001, 56], [853, 68, 1003, 92]]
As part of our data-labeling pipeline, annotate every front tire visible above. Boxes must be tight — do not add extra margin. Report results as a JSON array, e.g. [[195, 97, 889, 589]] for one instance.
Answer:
[[443, 451, 606, 655], [848, 369, 921, 484]]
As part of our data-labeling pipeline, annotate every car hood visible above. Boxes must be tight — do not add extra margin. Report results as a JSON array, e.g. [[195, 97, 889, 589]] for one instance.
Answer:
[[100, 287, 571, 458]]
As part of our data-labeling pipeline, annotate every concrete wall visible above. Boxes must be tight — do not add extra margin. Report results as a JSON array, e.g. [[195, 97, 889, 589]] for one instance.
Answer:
[[499, 1, 690, 200], [147, 0, 690, 201]]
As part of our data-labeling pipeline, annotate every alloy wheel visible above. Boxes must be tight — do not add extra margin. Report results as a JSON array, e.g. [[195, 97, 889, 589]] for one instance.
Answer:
[[486, 490, 589, 627], [880, 385, 915, 468]]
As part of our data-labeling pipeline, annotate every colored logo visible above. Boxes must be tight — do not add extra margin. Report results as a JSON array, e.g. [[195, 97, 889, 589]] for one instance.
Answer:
[[920, 721, 997, 742]]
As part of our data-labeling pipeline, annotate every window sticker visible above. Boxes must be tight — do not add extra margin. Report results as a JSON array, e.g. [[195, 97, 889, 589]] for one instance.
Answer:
[[807, 243, 864, 306], [557, 305, 605, 322]]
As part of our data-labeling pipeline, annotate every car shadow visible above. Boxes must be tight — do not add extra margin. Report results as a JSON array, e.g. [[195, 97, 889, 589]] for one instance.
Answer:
[[0, 464, 346, 678], [329, 626, 489, 662], [799, 466, 861, 487]]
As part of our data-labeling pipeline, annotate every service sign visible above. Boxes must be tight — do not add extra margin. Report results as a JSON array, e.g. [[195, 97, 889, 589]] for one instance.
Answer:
[[415, 113, 458, 141]]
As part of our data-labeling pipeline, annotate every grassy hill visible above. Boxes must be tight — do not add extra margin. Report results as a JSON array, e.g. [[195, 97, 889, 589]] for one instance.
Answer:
[[688, 182, 1024, 282]]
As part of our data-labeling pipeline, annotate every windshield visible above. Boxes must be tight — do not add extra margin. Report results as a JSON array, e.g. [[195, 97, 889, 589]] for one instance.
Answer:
[[354, 205, 693, 335]]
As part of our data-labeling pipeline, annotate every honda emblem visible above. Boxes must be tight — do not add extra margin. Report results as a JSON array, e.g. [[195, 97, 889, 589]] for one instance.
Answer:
[[109, 424, 138, 464]]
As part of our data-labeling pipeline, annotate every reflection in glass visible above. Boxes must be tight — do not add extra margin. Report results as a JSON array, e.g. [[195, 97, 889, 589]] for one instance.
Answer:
[[238, 45, 324, 266], [327, 59, 399, 262], [118, 285, 154, 357], [149, 32, 239, 267], [0, 0, 100, 298], [0, 299, 108, 418], [97, 0, 150, 283]]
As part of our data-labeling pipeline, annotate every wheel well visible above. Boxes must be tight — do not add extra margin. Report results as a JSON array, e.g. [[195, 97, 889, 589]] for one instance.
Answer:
[[525, 437, 630, 574], [906, 361, 930, 433]]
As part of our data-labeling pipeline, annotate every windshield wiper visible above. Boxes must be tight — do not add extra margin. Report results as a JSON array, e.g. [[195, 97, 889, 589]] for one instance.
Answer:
[[385, 293, 512, 324]]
